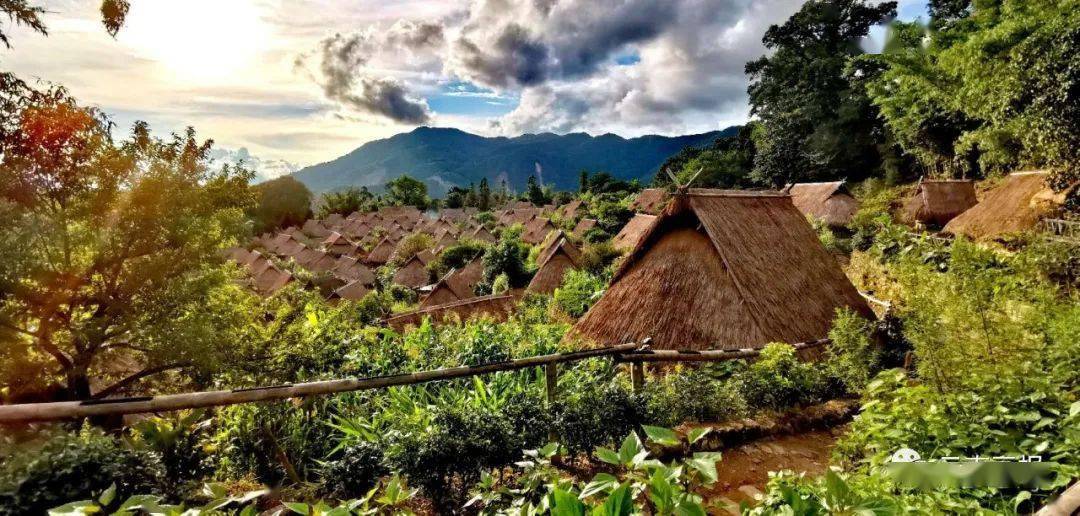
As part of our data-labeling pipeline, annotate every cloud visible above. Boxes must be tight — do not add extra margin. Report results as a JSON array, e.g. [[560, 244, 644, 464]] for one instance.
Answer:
[[302, 19, 446, 123], [208, 147, 300, 182]]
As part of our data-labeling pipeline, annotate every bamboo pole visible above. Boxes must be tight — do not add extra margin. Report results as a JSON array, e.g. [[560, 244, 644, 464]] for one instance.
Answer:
[[616, 339, 829, 363], [0, 342, 644, 424]]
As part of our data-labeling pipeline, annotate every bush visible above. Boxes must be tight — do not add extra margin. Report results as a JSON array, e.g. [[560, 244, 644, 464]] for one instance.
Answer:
[[0, 429, 165, 515], [824, 308, 880, 394], [552, 269, 606, 318], [554, 378, 643, 454], [734, 343, 834, 411], [579, 241, 622, 275], [128, 411, 213, 494], [642, 368, 747, 427], [321, 441, 388, 498], [482, 236, 531, 288], [428, 241, 487, 278]]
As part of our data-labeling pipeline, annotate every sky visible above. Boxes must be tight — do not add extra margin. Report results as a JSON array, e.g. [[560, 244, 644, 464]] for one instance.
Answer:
[[2, 0, 929, 180]]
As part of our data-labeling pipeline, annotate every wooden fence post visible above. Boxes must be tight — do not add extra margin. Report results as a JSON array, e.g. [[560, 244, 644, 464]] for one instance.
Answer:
[[631, 362, 645, 392], [545, 363, 558, 405]]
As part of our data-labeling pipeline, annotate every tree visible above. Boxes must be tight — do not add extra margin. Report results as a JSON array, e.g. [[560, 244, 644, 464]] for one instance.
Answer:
[[248, 176, 312, 234], [0, 81, 255, 400], [525, 175, 548, 205], [746, 0, 898, 186], [477, 178, 491, 211], [317, 186, 373, 218], [579, 170, 589, 193], [385, 175, 429, 210], [443, 186, 467, 209], [862, 0, 1080, 190], [1, 0, 130, 48]]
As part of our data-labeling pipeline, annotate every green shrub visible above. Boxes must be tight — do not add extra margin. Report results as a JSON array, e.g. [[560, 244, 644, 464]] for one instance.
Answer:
[[824, 308, 880, 394], [579, 241, 622, 275], [128, 411, 213, 494], [482, 236, 531, 288], [734, 343, 834, 411], [642, 369, 747, 427], [429, 241, 487, 278], [554, 378, 643, 454], [321, 441, 388, 498], [553, 269, 606, 318], [0, 429, 165, 516]]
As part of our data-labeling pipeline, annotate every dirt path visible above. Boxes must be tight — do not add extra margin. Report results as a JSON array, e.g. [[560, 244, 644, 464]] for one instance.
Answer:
[[701, 426, 847, 514]]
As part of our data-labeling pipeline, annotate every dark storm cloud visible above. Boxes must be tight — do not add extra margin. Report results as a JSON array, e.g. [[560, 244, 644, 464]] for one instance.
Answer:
[[303, 21, 443, 123]]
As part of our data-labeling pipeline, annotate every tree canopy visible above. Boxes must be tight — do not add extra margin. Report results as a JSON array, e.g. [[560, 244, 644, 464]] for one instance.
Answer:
[[248, 176, 312, 234]]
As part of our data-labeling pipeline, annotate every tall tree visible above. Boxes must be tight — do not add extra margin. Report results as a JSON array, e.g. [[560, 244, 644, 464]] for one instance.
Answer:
[[385, 175, 429, 210], [746, 0, 898, 186], [248, 176, 312, 234], [0, 80, 254, 400], [862, 0, 1080, 189], [317, 186, 373, 218], [478, 178, 491, 211], [525, 175, 547, 205]]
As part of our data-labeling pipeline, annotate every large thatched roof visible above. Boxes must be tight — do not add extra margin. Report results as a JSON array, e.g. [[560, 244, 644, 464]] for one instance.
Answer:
[[630, 188, 670, 214], [527, 236, 582, 294], [393, 255, 432, 289], [419, 269, 476, 308], [900, 179, 977, 227], [943, 171, 1070, 240], [612, 214, 657, 252], [568, 189, 873, 351], [786, 181, 859, 227]]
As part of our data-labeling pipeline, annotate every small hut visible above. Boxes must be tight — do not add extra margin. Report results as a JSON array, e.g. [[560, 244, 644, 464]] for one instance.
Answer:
[[943, 171, 1072, 240], [394, 254, 433, 289], [785, 181, 860, 228], [568, 189, 873, 351], [322, 232, 357, 255], [419, 269, 476, 308], [455, 256, 486, 291], [527, 236, 582, 294], [303, 219, 331, 239], [612, 214, 657, 252], [433, 231, 458, 253], [469, 225, 497, 244], [304, 251, 338, 274], [249, 254, 273, 276], [364, 237, 395, 265], [254, 265, 293, 295], [572, 218, 598, 238], [522, 217, 557, 245], [333, 256, 376, 286], [630, 188, 670, 214], [901, 179, 977, 227], [558, 199, 585, 220], [334, 279, 372, 301], [384, 295, 518, 331]]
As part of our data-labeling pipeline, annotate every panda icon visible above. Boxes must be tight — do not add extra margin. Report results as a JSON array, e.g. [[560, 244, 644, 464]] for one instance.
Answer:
[[890, 448, 922, 463]]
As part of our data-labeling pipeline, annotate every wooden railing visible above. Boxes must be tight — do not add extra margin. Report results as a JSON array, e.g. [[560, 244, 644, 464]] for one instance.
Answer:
[[0, 338, 832, 424]]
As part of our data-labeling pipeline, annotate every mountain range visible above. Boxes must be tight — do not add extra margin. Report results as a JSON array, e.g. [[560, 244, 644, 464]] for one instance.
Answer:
[[291, 126, 738, 195]]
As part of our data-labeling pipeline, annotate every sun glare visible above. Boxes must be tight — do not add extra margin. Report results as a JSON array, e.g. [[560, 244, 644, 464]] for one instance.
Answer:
[[118, 0, 269, 81]]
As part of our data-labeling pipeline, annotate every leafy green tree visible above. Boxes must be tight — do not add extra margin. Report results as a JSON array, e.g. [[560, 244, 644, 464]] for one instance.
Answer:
[[525, 175, 546, 206], [385, 175, 429, 210], [317, 186, 373, 218], [746, 0, 897, 186], [862, 0, 1080, 189], [1, 0, 130, 48], [0, 81, 255, 400], [248, 176, 312, 234], [655, 124, 759, 188]]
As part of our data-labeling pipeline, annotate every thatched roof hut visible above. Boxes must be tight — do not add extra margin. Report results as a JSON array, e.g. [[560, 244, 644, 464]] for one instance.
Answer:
[[943, 171, 1071, 240], [249, 254, 273, 276], [332, 255, 376, 285], [630, 188, 670, 214], [303, 219, 331, 239], [455, 257, 485, 290], [254, 265, 293, 295], [527, 235, 582, 294], [572, 218, 598, 237], [568, 189, 873, 351], [304, 251, 338, 274], [419, 269, 476, 308], [558, 199, 585, 220], [900, 179, 977, 227], [364, 237, 395, 265], [323, 232, 357, 255], [393, 254, 432, 289], [385, 295, 518, 331], [786, 181, 860, 228], [417, 249, 435, 265], [612, 214, 656, 252], [334, 279, 371, 301], [522, 217, 557, 245], [469, 225, 496, 244]]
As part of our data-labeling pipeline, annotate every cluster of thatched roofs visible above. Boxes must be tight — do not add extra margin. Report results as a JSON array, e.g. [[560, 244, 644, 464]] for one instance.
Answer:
[[224, 200, 596, 307], [225, 172, 1071, 353]]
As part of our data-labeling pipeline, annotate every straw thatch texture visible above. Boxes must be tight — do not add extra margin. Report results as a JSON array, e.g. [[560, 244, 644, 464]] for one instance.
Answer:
[[612, 214, 657, 251], [559, 199, 584, 220], [254, 266, 292, 295], [420, 269, 476, 308], [630, 188, 670, 214], [787, 182, 859, 227], [385, 295, 518, 331], [456, 257, 485, 289], [527, 237, 582, 294], [393, 255, 432, 289], [943, 171, 1065, 240], [364, 237, 394, 265], [303, 219, 331, 239], [470, 226, 496, 243], [334, 280, 371, 301], [900, 179, 977, 226], [572, 218, 598, 237], [333, 256, 376, 285], [304, 251, 338, 274], [523, 217, 556, 245], [568, 190, 873, 351]]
